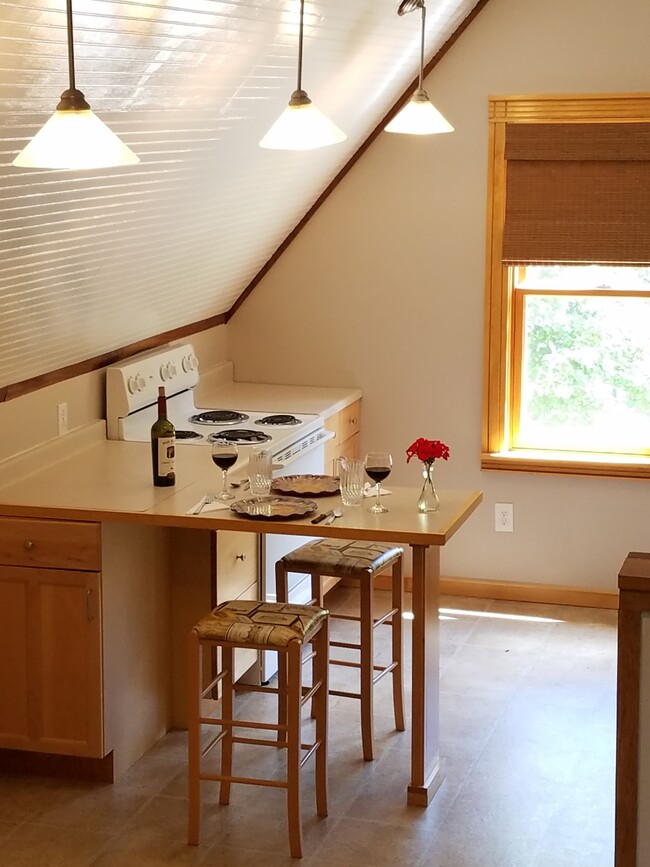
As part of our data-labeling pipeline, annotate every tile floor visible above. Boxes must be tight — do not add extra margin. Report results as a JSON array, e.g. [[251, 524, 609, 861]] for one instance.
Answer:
[[0, 591, 617, 866]]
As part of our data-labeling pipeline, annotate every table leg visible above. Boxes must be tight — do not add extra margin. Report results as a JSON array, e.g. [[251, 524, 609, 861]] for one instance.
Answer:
[[408, 543, 444, 806]]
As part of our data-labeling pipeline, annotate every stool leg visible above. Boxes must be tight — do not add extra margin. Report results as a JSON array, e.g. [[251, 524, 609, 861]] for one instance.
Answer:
[[286, 641, 303, 859], [219, 646, 234, 806], [276, 561, 289, 746], [187, 628, 202, 846], [391, 558, 405, 732], [360, 569, 375, 761], [313, 619, 329, 818], [310, 571, 322, 720]]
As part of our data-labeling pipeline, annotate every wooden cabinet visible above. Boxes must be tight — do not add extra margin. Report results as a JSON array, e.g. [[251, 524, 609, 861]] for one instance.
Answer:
[[169, 527, 261, 725], [0, 519, 103, 757], [324, 398, 362, 468], [216, 531, 260, 683]]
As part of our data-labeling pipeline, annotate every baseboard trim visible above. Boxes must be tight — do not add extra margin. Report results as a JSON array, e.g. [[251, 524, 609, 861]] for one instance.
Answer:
[[0, 748, 114, 782], [358, 574, 618, 610]]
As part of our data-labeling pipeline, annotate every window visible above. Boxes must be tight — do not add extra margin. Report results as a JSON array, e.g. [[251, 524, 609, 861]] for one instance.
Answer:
[[483, 95, 650, 479]]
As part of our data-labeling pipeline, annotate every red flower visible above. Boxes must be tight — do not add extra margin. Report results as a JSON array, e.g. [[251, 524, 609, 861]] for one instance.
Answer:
[[406, 438, 450, 464]]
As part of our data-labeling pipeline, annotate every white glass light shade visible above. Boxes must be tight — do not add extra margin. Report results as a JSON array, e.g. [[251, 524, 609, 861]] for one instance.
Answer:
[[259, 98, 347, 151], [385, 90, 454, 135], [13, 108, 140, 169]]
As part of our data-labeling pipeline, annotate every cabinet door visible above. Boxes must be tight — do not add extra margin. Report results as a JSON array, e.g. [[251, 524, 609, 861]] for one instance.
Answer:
[[0, 566, 103, 757], [216, 531, 259, 604], [324, 401, 362, 468]]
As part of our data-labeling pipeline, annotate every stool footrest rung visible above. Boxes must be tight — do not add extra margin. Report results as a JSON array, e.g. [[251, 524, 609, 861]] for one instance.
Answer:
[[301, 678, 323, 707], [299, 740, 320, 768], [330, 688, 361, 700], [201, 715, 282, 733], [374, 608, 398, 628], [331, 658, 360, 670], [373, 660, 398, 685], [331, 640, 361, 651], [200, 669, 227, 699], [232, 735, 284, 749], [199, 771, 288, 789], [201, 729, 226, 760]]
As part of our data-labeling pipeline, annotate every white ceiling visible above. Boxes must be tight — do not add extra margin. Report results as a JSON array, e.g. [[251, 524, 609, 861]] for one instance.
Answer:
[[0, 0, 483, 389]]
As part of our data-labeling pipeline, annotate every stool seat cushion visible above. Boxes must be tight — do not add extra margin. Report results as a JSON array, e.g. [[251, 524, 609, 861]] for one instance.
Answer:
[[281, 539, 403, 576], [194, 600, 328, 649]]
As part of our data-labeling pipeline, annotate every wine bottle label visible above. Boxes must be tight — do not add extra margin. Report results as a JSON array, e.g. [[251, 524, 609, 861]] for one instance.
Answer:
[[157, 436, 175, 477]]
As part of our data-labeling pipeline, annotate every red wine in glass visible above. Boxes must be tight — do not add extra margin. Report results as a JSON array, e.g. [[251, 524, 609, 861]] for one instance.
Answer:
[[365, 465, 391, 485], [211, 452, 238, 471], [364, 452, 392, 514], [211, 441, 239, 500]]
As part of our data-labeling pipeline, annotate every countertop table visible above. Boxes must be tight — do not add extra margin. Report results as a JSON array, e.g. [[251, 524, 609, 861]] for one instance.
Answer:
[[0, 423, 482, 805]]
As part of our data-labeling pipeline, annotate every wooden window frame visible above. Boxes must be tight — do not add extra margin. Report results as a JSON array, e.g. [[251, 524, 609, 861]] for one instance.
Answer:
[[482, 94, 650, 480]]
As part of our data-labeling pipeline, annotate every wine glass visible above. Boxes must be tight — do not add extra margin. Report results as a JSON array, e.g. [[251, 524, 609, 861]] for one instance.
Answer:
[[211, 440, 239, 500], [364, 452, 392, 514]]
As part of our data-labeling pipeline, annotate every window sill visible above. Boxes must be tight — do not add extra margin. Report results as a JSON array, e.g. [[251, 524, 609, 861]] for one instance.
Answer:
[[481, 450, 650, 480]]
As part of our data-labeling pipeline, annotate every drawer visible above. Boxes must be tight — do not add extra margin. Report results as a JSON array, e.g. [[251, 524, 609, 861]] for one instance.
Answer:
[[323, 400, 361, 453], [0, 518, 101, 571], [216, 531, 258, 604], [340, 399, 361, 444]]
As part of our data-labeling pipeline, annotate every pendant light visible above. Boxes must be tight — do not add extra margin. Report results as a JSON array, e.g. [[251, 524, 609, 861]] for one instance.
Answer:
[[259, 0, 346, 151], [385, 0, 454, 136], [12, 0, 139, 169]]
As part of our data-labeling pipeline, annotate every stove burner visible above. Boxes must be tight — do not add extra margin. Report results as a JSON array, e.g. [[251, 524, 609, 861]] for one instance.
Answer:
[[255, 414, 301, 426], [175, 430, 203, 440], [189, 410, 249, 426], [208, 429, 272, 445]]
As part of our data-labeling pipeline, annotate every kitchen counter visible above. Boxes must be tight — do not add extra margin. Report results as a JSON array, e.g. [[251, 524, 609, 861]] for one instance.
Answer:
[[0, 383, 481, 807], [0, 379, 362, 517]]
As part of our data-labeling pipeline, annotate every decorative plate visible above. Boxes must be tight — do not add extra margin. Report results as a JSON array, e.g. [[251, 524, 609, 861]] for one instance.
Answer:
[[271, 474, 340, 497], [230, 495, 319, 521]]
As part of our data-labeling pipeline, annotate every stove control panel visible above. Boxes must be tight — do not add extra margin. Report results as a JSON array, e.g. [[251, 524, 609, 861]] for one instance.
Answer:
[[106, 342, 199, 438]]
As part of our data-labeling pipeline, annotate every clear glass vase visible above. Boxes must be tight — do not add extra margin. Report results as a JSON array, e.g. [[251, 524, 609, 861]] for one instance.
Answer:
[[417, 462, 440, 513]]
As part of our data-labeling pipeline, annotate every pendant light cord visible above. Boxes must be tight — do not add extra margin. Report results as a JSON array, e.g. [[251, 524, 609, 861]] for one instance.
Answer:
[[418, 2, 426, 91], [66, 0, 76, 91], [296, 0, 305, 93]]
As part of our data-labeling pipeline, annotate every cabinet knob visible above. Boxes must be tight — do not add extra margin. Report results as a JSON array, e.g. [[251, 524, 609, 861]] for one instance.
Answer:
[[23, 540, 34, 551], [235, 553, 247, 562], [349, 417, 358, 426]]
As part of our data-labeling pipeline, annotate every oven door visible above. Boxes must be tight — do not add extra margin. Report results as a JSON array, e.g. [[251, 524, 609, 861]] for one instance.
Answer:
[[260, 429, 333, 681]]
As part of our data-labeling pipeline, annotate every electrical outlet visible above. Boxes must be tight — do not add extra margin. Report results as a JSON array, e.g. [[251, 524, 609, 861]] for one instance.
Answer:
[[495, 502, 514, 532], [57, 402, 68, 436]]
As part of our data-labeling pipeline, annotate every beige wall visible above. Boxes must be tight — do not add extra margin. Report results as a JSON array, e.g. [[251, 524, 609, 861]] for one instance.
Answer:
[[226, 0, 650, 592]]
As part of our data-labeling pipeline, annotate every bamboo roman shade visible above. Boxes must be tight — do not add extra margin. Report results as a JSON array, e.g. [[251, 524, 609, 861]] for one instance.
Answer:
[[502, 122, 650, 265]]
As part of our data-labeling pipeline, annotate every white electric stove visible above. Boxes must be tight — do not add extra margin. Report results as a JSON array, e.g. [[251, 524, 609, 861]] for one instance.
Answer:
[[105, 342, 330, 680]]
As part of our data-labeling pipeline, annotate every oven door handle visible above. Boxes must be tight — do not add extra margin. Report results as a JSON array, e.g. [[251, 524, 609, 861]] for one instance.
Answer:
[[272, 428, 336, 470]]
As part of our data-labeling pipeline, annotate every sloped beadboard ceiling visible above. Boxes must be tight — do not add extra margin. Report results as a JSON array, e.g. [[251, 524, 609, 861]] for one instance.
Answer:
[[0, 0, 483, 392]]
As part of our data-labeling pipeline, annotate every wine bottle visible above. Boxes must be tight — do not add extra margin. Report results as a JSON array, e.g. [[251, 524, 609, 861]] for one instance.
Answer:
[[151, 387, 176, 487]]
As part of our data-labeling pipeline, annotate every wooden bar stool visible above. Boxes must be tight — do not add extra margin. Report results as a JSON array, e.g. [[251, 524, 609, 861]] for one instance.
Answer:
[[276, 539, 404, 761], [187, 599, 329, 859]]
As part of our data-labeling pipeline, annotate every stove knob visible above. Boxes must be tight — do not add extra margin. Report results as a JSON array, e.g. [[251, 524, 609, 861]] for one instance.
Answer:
[[167, 362, 177, 379], [136, 375, 146, 391], [160, 364, 169, 382], [181, 356, 190, 373], [127, 376, 137, 394]]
